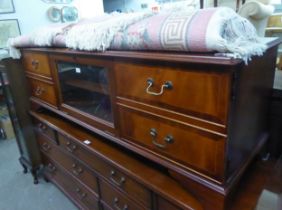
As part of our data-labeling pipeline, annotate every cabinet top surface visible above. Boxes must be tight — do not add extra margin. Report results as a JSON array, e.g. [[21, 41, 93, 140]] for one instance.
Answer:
[[20, 38, 281, 67]]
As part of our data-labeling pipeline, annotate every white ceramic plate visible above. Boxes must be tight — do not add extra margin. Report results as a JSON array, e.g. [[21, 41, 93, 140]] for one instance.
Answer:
[[47, 6, 61, 22], [61, 6, 78, 22]]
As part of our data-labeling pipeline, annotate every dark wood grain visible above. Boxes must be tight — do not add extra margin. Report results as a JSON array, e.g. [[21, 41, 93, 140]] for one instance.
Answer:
[[22, 52, 52, 79], [37, 131, 99, 195], [157, 197, 182, 210], [226, 45, 278, 177], [17, 38, 281, 210], [100, 179, 146, 210], [31, 110, 203, 210], [115, 60, 231, 125], [33, 118, 57, 143], [27, 77, 58, 107], [57, 133, 151, 209], [43, 155, 100, 210], [118, 106, 226, 181]]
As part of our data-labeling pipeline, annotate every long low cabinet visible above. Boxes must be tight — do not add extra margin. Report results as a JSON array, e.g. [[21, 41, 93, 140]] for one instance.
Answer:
[[18, 38, 280, 210]]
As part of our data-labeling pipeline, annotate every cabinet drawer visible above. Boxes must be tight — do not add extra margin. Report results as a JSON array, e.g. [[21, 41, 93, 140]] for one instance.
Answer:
[[37, 132, 98, 194], [37, 132, 58, 155], [27, 77, 57, 107], [33, 119, 56, 143], [157, 197, 181, 210], [43, 156, 100, 210], [119, 107, 226, 179], [58, 133, 151, 208], [23, 52, 52, 78], [100, 180, 146, 210], [101, 202, 112, 210], [115, 62, 230, 124]]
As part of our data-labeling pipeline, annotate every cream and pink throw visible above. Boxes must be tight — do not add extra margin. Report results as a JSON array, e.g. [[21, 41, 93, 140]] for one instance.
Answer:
[[8, 7, 266, 63]]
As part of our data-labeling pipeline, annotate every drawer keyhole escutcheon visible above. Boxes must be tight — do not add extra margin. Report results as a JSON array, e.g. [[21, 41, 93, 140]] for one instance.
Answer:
[[35, 86, 45, 96], [146, 78, 173, 96], [110, 170, 126, 187], [113, 197, 128, 210], [150, 128, 174, 149], [31, 60, 39, 69]]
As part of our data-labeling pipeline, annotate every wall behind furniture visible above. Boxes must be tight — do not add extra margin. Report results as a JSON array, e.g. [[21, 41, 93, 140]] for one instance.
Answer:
[[0, 0, 104, 34], [103, 0, 238, 13], [104, 0, 157, 12]]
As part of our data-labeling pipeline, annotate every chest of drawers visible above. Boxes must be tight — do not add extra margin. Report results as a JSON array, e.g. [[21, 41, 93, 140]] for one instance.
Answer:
[[14, 38, 280, 210]]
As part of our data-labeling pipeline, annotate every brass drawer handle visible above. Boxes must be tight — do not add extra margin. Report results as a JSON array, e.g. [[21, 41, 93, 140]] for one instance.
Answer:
[[146, 78, 173, 96], [113, 197, 128, 210], [46, 163, 56, 173], [31, 59, 39, 69], [72, 163, 84, 176], [75, 188, 87, 199], [35, 86, 45, 96], [150, 128, 174, 149], [42, 142, 51, 152], [110, 170, 126, 187]]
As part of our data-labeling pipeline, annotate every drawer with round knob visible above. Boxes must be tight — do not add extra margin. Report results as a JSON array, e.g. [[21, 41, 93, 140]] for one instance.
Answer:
[[54, 150, 99, 194], [100, 179, 146, 210], [33, 118, 57, 143], [43, 155, 100, 210], [27, 77, 58, 107], [118, 106, 226, 180], [58, 133, 151, 208], [37, 132, 99, 194], [22, 52, 52, 79]]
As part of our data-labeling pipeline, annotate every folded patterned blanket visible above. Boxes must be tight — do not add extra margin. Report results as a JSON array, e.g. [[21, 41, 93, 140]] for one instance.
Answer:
[[8, 7, 266, 63]]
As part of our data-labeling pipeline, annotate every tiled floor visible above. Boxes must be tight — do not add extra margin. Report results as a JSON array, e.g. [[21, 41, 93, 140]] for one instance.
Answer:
[[0, 139, 78, 210]]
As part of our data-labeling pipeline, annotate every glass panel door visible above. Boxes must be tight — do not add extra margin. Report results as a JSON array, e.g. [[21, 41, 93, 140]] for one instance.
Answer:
[[57, 61, 113, 123]]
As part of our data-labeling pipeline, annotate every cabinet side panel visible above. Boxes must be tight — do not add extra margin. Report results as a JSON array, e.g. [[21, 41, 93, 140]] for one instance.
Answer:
[[227, 46, 278, 177]]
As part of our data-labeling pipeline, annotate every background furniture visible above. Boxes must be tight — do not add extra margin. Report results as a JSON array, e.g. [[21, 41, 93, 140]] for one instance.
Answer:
[[238, 0, 274, 36], [0, 58, 41, 184]]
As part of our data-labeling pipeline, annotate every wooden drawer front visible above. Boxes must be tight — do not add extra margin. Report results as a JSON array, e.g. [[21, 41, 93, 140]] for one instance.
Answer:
[[37, 133, 98, 194], [115, 62, 230, 124], [119, 107, 226, 178], [101, 203, 112, 210], [34, 119, 56, 143], [23, 52, 52, 77], [100, 180, 146, 210], [157, 197, 181, 210], [57, 154, 99, 195], [28, 78, 57, 107], [43, 156, 100, 210], [58, 133, 151, 208], [37, 132, 58, 156]]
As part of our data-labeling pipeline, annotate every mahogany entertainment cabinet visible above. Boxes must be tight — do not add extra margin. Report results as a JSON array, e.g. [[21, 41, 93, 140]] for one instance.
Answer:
[[13, 38, 280, 210]]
